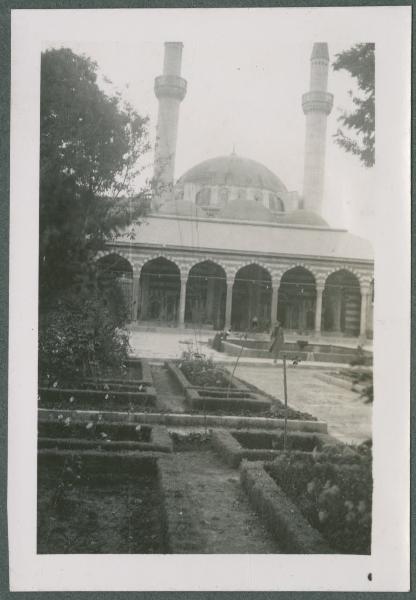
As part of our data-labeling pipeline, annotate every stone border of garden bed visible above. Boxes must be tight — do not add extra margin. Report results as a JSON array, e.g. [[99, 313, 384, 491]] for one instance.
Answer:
[[39, 408, 328, 433], [38, 422, 173, 453], [212, 429, 338, 468], [240, 460, 333, 553], [166, 360, 271, 412], [314, 372, 366, 393]]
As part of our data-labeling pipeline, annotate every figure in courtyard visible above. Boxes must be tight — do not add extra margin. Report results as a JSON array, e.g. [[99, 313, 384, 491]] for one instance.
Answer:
[[251, 315, 258, 331], [269, 320, 284, 364]]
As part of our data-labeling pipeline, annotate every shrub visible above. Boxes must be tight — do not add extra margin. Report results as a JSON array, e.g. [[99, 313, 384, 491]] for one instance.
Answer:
[[265, 441, 372, 554], [179, 358, 230, 388], [39, 286, 130, 386]]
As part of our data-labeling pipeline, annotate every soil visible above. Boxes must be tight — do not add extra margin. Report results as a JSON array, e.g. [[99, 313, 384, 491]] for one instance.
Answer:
[[38, 466, 164, 554], [173, 449, 281, 553], [38, 422, 152, 442]]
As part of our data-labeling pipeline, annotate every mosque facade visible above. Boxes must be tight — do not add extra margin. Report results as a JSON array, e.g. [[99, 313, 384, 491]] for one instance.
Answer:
[[100, 41, 374, 339]]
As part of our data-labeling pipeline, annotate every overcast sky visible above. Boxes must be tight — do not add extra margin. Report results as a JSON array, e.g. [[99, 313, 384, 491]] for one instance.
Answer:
[[44, 10, 375, 240]]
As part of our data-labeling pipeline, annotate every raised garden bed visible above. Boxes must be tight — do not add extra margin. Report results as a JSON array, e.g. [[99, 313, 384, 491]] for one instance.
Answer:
[[260, 442, 372, 554], [38, 450, 165, 553], [240, 461, 332, 553], [38, 418, 172, 453], [212, 428, 337, 468], [38, 386, 157, 411], [167, 360, 271, 414]]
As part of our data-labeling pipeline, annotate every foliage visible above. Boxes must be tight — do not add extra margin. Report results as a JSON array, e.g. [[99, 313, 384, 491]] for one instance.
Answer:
[[332, 43, 375, 167], [266, 441, 372, 553], [39, 47, 150, 302], [39, 47, 151, 381], [39, 286, 131, 385], [179, 358, 230, 388]]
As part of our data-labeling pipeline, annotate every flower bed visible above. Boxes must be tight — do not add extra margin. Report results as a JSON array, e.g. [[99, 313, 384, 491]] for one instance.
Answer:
[[167, 360, 272, 414], [38, 417, 172, 453], [264, 442, 372, 554], [37, 450, 165, 553], [38, 386, 157, 411], [212, 428, 337, 468]]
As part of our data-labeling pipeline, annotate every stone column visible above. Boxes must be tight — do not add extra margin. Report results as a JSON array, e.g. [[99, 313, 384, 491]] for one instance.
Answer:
[[206, 276, 216, 321], [270, 280, 280, 325], [178, 275, 187, 326], [360, 285, 370, 338], [314, 284, 324, 334], [131, 276, 141, 321], [225, 277, 234, 331]]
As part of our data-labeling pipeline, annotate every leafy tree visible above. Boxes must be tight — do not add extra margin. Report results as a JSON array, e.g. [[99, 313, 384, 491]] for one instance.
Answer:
[[39, 47, 150, 304], [39, 48, 150, 381], [332, 43, 375, 167]]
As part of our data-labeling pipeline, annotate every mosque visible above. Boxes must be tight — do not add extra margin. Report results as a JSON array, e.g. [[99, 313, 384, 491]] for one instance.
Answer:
[[99, 41, 374, 340]]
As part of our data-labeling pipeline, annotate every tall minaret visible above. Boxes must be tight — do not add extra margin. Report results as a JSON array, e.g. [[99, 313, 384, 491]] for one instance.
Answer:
[[153, 42, 187, 207], [301, 43, 333, 215]]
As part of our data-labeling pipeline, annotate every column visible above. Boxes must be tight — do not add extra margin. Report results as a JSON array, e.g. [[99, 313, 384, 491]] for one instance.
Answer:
[[360, 286, 370, 338], [225, 278, 234, 331], [314, 284, 324, 334], [131, 276, 140, 321], [206, 276, 216, 321], [270, 283, 279, 325], [178, 275, 187, 326]]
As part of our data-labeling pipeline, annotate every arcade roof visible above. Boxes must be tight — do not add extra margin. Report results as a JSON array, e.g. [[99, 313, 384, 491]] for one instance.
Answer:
[[122, 215, 373, 263]]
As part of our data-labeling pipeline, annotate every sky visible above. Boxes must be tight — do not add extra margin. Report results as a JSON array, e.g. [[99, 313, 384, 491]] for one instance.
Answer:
[[44, 13, 375, 241]]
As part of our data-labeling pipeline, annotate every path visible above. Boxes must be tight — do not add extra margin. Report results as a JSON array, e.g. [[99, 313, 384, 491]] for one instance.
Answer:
[[174, 450, 280, 553], [228, 365, 372, 444], [151, 363, 185, 413]]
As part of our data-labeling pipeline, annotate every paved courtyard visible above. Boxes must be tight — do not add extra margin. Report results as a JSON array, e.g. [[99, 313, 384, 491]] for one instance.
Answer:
[[227, 365, 372, 445]]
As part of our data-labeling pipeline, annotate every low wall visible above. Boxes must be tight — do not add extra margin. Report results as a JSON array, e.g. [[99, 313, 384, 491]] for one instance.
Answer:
[[240, 461, 332, 553]]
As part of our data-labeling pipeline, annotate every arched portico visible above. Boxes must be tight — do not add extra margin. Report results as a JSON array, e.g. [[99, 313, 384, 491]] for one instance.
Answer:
[[231, 264, 272, 331], [322, 269, 361, 336], [138, 257, 181, 323], [96, 253, 133, 320], [277, 267, 316, 333], [185, 260, 227, 329]]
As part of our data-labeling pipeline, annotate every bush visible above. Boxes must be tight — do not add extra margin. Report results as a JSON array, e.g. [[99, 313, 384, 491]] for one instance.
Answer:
[[39, 286, 130, 386], [179, 358, 230, 388], [265, 441, 372, 553]]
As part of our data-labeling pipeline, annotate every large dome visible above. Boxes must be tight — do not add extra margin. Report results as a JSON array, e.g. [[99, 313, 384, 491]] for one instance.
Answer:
[[177, 153, 287, 194], [159, 199, 205, 217], [218, 199, 274, 222]]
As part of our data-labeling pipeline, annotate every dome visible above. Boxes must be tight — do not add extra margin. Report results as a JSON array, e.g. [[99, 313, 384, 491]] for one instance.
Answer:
[[218, 199, 274, 222], [283, 209, 329, 227], [158, 199, 205, 217], [177, 153, 287, 194]]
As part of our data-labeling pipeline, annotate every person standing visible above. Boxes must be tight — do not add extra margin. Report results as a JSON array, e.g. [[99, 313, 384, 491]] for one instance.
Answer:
[[269, 320, 284, 365]]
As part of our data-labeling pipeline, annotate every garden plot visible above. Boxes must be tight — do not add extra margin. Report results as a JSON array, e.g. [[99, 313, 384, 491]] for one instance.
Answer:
[[212, 428, 336, 467], [38, 359, 157, 411], [38, 417, 172, 452], [167, 360, 271, 414], [38, 451, 165, 553], [240, 442, 372, 554]]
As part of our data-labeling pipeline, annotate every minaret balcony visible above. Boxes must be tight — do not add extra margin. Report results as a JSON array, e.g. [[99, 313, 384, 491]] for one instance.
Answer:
[[154, 75, 187, 101], [302, 91, 333, 115]]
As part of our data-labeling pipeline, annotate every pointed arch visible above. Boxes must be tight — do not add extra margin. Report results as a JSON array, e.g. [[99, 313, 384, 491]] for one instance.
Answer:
[[277, 266, 317, 332], [322, 269, 361, 336], [231, 263, 273, 331], [185, 260, 227, 329]]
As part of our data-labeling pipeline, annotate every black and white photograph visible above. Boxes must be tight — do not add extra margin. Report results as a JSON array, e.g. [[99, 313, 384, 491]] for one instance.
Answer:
[[8, 5, 410, 592]]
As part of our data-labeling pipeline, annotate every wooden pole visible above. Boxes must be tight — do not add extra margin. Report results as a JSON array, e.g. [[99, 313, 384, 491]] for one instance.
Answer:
[[283, 354, 288, 451]]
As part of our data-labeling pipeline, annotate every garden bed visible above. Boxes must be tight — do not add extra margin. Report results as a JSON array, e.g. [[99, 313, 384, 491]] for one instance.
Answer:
[[240, 461, 332, 553], [38, 385, 157, 411], [212, 428, 337, 468], [38, 418, 172, 453], [263, 442, 372, 553], [37, 450, 165, 553], [167, 360, 271, 414]]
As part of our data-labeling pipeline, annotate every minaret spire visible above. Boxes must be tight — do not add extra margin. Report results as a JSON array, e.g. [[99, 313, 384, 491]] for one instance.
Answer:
[[301, 42, 333, 215], [153, 42, 187, 208]]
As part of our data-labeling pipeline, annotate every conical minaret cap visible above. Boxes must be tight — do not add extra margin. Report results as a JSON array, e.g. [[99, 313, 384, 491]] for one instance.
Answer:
[[311, 43, 329, 61]]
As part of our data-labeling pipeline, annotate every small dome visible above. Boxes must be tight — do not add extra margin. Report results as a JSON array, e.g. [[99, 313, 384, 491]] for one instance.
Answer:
[[158, 199, 204, 217], [218, 199, 274, 222], [178, 153, 287, 194], [283, 209, 329, 227]]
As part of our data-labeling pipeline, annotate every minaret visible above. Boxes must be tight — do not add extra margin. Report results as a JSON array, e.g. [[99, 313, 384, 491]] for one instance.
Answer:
[[153, 42, 187, 207], [302, 43, 333, 215]]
